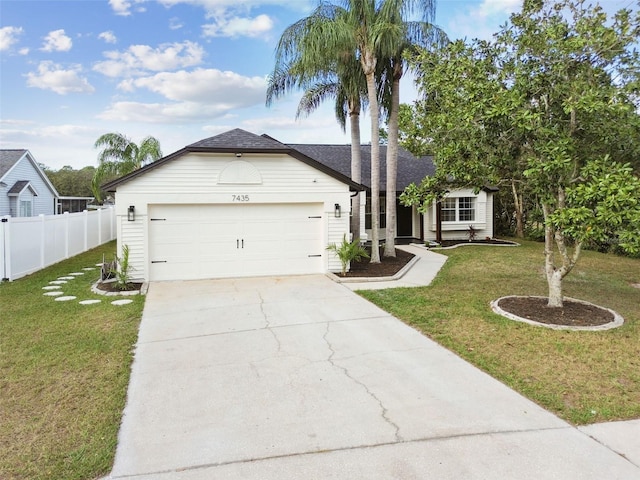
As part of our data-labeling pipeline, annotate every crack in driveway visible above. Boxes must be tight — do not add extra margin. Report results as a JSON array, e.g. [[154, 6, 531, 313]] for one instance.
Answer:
[[322, 322, 402, 443]]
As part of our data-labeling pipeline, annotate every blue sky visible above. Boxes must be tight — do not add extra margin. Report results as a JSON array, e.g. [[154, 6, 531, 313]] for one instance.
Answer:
[[0, 0, 635, 170]]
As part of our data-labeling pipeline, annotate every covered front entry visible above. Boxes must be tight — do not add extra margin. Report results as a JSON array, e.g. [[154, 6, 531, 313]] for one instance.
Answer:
[[148, 203, 324, 281]]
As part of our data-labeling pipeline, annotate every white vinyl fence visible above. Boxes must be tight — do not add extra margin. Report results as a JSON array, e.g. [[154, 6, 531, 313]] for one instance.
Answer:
[[0, 207, 116, 281]]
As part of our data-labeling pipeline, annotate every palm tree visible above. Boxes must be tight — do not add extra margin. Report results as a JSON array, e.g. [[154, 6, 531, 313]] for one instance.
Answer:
[[380, 4, 447, 257], [267, 53, 368, 241], [270, 0, 406, 263], [91, 133, 162, 202]]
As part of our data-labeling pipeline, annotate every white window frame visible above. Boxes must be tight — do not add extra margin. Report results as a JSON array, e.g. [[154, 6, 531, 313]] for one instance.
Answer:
[[442, 197, 476, 223], [19, 199, 33, 217]]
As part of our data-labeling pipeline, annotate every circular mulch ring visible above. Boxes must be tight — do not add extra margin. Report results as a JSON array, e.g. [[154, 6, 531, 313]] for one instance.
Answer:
[[490, 296, 624, 331]]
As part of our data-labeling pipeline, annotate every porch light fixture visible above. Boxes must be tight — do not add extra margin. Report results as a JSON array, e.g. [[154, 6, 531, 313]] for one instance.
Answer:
[[334, 203, 341, 218], [127, 205, 135, 221]]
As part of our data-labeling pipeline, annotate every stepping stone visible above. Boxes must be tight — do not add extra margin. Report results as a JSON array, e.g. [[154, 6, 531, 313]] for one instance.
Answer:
[[95, 263, 103, 266], [55, 296, 77, 302], [83, 267, 95, 271], [58, 276, 75, 280], [111, 299, 133, 306], [69, 272, 84, 276], [42, 286, 61, 290], [44, 291, 64, 296], [79, 299, 101, 305], [50, 280, 67, 285]]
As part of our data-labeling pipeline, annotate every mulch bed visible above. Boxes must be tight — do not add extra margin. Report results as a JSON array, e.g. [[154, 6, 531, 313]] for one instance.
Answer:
[[497, 296, 614, 327], [437, 239, 517, 247], [337, 248, 415, 277], [95, 281, 143, 293]]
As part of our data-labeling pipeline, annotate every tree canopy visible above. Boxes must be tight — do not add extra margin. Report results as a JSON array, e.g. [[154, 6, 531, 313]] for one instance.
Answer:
[[43, 165, 96, 197], [401, 0, 640, 307]]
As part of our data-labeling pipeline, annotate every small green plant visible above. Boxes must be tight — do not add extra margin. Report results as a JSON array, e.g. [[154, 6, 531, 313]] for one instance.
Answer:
[[115, 244, 134, 290], [326, 234, 370, 275]]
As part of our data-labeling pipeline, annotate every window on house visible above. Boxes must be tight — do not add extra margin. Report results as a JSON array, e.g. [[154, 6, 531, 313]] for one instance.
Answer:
[[441, 197, 475, 222], [459, 197, 475, 221], [19, 200, 32, 217], [365, 194, 386, 229], [441, 198, 457, 222]]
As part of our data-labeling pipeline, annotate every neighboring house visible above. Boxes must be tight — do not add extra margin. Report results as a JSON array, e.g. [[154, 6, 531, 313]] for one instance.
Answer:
[[289, 143, 496, 243], [0, 150, 59, 217], [58, 196, 95, 213], [103, 129, 363, 282], [104, 129, 496, 282]]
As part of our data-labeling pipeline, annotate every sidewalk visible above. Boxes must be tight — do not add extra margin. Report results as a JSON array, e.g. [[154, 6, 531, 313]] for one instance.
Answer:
[[335, 244, 448, 290]]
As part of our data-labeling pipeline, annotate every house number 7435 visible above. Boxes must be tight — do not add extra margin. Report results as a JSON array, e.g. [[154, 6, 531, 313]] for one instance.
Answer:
[[232, 195, 250, 202]]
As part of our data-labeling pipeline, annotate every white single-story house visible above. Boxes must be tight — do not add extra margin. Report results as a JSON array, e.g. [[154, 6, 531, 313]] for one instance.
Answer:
[[104, 129, 496, 282], [103, 129, 362, 282], [0, 150, 59, 217]]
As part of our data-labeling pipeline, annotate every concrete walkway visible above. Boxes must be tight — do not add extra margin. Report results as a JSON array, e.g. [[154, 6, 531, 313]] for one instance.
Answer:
[[108, 266, 640, 479]]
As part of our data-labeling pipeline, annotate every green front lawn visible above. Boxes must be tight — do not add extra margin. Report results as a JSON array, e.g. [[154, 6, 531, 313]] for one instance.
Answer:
[[0, 241, 144, 480], [360, 239, 640, 425]]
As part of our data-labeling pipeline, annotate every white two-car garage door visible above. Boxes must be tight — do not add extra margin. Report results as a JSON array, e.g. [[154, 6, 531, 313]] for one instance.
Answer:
[[148, 203, 324, 281]]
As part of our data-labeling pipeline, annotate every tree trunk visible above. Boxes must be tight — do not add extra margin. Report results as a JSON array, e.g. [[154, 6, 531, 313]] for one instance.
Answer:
[[436, 201, 442, 243], [384, 69, 401, 258], [363, 53, 380, 263], [547, 269, 564, 308], [511, 180, 524, 238], [349, 104, 362, 242], [542, 202, 563, 308]]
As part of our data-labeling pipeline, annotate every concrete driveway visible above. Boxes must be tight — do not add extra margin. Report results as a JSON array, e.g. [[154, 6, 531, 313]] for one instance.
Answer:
[[110, 275, 639, 479]]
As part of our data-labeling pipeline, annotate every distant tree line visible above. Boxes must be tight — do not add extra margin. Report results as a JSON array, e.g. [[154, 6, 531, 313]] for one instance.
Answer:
[[42, 165, 97, 198]]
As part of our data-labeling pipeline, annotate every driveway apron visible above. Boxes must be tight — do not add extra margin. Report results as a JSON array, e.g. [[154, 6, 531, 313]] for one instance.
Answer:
[[110, 275, 639, 479]]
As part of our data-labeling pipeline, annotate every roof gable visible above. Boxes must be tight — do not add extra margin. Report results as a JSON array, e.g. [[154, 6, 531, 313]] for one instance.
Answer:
[[8, 180, 39, 196], [0, 149, 28, 179], [0, 149, 59, 197], [104, 129, 364, 192]]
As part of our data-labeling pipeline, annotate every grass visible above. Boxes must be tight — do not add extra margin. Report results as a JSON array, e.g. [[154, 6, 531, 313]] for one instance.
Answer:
[[360, 239, 640, 425], [0, 241, 144, 480]]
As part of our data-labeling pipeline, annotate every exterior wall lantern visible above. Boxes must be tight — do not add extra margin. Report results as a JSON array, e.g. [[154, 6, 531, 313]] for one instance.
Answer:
[[127, 205, 135, 221], [334, 203, 341, 218]]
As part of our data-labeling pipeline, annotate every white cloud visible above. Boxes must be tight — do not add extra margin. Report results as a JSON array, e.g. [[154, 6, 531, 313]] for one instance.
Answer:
[[202, 13, 274, 38], [169, 17, 184, 30], [447, 0, 522, 40], [100, 68, 267, 123], [475, 0, 522, 18], [0, 26, 23, 51], [93, 41, 205, 77], [109, 0, 132, 16], [98, 100, 238, 123], [118, 68, 266, 103], [98, 31, 117, 44], [41, 29, 73, 52], [25, 61, 95, 95], [18, 47, 29, 55]]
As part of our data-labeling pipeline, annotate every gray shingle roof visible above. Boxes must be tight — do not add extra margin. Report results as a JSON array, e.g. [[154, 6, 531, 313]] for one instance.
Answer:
[[287, 144, 435, 192], [0, 149, 27, 179], [189, 129, 288, 151], [7, 180, 30, 195]]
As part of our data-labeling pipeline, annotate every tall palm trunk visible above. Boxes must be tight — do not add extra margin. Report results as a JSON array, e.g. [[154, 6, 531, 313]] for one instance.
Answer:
[[349, 101, 362, 242], [384, 63, 401, 257], [363, 51, 381, 263]]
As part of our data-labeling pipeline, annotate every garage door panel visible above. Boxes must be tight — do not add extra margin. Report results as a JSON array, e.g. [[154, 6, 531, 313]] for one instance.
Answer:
[[148, 203, 323, 281]]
